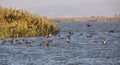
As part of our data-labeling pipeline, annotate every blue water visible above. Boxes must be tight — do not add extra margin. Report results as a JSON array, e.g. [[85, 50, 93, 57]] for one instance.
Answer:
[[0, 22, 120, 65]]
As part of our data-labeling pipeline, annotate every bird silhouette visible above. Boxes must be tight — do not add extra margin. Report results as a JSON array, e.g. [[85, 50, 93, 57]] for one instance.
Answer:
[[86, 24, 92, 27]]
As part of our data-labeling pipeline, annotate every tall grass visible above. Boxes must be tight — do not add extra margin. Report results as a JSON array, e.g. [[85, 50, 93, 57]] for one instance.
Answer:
[[0, 6, 60, 39]]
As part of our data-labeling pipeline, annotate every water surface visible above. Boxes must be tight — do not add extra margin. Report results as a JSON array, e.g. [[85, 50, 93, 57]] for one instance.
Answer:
[[0, 22, 120, 65]]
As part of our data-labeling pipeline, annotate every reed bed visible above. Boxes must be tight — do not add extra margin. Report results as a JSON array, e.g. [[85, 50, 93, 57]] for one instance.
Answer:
[[0, 6, 60, 39]]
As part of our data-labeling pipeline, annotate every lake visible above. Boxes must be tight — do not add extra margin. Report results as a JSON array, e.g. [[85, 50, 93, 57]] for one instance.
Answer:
[[0, 22, 120, 65]]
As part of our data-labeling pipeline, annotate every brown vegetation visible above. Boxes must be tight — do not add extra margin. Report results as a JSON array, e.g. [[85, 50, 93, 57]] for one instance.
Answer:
[[50, 16, 120, 22], [0, 6, 60, 39]]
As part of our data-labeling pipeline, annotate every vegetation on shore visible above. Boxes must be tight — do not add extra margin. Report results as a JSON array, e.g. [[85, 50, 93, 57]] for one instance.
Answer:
[[0, 6, 60, 39], [50, 16, 120, 22]]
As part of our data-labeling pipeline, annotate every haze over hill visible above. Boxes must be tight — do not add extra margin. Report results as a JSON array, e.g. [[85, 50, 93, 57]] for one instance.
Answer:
[[0, 0, 120, 18]]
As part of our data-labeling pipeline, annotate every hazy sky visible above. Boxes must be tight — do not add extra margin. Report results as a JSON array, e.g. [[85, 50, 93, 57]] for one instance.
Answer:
[[0, 0, 120, 18]]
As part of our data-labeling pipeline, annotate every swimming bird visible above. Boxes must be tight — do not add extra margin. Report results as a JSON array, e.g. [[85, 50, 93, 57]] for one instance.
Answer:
[[86, 33, 93, 38], [1, 40, 6, 45], [64, 41, 70, 45], [92, 40, 98, 45], [57, 34, 60, 37], [46, 33, 52, 38], [101, 39, 107, 45], [15, 39, 20, 44], [22, 39, 25, 42], [24, 40, 31, 44], [14, 39, 23, 44], [66, 35, 71, 41], [57, 34, 65, 40], [47, 39, 53, 43], [43, 40, 49, 48], [105, 30, 114, 34], [77, 33, 83, 36], [9, 38, 16, 44], [49, 33, 52, 37], [86, 24, 92, 27], [58, 37, 64, 40], [68, 31, 74, 35]]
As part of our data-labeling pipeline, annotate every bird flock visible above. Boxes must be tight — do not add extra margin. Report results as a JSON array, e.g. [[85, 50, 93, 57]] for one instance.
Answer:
[[1, 23, 116, 48]]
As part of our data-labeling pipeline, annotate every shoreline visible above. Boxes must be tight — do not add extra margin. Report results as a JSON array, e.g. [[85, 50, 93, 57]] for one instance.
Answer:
[[49, 16, 120, 22]]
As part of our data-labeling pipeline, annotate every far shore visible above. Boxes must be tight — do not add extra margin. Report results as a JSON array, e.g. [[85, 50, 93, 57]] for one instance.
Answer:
[[49, 16, 120, 22]]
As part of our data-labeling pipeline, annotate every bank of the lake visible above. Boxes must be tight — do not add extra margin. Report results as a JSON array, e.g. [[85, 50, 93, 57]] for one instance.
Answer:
[[0, 6, 60, 39]]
